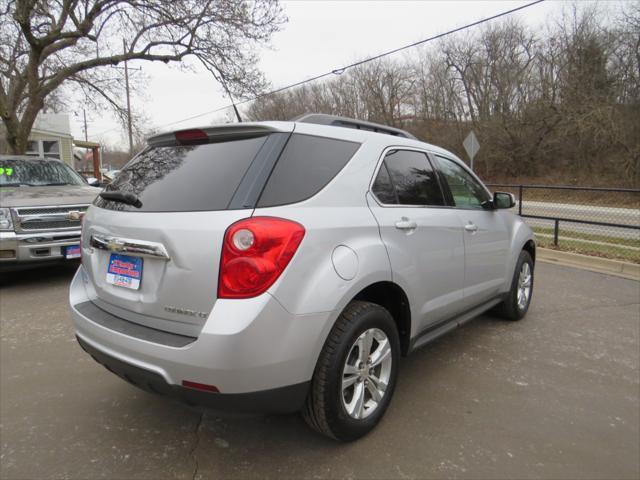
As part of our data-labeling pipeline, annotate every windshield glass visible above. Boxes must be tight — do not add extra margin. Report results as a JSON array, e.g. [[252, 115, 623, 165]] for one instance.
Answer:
[[0, 159, 86, 187]]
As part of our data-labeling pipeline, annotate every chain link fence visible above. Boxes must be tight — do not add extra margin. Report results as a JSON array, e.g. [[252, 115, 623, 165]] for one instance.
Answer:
[[486, 184, 640, 263]]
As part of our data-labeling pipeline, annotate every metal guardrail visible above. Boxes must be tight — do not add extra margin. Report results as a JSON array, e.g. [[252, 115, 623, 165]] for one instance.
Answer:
[[486, 184, 640, 262]]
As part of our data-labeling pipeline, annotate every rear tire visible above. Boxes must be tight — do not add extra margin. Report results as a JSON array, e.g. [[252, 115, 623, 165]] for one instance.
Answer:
[[302, 300, 400, 441], [494, 250, 534, 321]]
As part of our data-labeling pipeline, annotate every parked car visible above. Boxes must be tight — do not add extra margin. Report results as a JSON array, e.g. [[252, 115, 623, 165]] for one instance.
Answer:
[[0, 155, 100, 270], [104, 170, 121, 181], [69, 114, 535, 441], [84, 176, 102, 186]]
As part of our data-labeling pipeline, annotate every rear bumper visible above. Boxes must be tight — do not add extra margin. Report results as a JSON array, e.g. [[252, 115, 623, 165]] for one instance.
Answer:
[[76, 335, 310, 413], [70, 266, 334, 411], [0, 230, 81, 269]]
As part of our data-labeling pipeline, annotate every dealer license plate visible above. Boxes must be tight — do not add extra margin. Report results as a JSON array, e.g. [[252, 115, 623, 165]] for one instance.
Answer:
[[64, 245, 81, 259], [106, 253, 143, 290]]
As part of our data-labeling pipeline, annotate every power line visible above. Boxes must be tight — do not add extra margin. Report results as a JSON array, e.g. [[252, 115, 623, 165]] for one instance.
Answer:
[[98, 0, 545, 136]]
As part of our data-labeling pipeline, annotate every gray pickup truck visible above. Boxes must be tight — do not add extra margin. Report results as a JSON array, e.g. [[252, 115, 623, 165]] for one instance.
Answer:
[[0, 155, 100, 270]]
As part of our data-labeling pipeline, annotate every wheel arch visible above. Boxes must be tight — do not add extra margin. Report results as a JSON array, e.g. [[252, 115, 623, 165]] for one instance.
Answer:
[[351, 281, 412, 356], [501, 219, 536, 293], [522, 238, 536, 264]]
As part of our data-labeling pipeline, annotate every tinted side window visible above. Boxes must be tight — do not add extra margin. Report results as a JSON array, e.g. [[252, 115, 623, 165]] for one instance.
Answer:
[[383, 150, 444, 206], [95, 136, 268, 212], [434, 155, 490, 209], [371, 163, 397, 204], [257, 134, 360, 207]]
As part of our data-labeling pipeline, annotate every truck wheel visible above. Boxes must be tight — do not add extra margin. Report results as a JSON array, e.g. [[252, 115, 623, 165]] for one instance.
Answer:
[[494, 250, 534, 321], [303, 300, 400, 441]]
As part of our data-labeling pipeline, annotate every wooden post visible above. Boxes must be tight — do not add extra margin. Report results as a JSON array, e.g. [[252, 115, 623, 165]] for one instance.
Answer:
[[92, 146, 102, 181]]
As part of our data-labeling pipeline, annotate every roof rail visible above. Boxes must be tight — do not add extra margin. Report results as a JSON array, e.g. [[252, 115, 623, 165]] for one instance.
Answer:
[[292, 113, 417, 140]]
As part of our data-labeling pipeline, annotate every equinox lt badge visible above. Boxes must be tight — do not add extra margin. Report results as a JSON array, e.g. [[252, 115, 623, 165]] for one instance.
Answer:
[[164, 305, 208, 319]]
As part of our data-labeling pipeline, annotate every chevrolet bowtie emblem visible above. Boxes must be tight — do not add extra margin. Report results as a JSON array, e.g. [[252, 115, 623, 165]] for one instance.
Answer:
[[67, 210, 84, 221], [107, 238, 123, 251]]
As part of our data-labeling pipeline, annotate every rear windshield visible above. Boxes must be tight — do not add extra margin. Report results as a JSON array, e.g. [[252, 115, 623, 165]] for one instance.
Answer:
[[95, 136, 269, 212]]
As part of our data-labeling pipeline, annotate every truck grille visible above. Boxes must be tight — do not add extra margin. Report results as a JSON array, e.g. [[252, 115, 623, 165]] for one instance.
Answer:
[[13, 205, 89, 232], [20, 220, 82, 230], [16, 206, 88, 216]]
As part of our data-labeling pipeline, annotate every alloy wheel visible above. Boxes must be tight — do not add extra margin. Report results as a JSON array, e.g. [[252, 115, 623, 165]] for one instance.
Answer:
[[517, 262, 532, 310], [341, 328, 393, 420]]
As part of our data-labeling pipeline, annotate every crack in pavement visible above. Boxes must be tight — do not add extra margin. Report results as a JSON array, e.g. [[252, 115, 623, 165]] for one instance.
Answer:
[[189, 412, 204, 480]]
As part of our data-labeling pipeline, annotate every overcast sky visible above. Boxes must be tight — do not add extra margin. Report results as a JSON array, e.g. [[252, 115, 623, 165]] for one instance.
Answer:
[[74, 0, 595, 148]]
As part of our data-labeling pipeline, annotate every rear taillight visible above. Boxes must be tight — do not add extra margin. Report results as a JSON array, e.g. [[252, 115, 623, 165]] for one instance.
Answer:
[[218, 217, 305, 299]]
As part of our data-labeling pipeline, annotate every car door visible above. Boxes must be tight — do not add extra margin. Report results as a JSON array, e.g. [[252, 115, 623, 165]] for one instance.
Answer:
[[432, 154, 510, 310], [367, 148, 465, 335]]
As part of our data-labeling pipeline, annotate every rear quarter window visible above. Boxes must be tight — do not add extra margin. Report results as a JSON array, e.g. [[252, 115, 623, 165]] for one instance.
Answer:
[[95, 136, 268, 212], [257, 134, 360, 207]]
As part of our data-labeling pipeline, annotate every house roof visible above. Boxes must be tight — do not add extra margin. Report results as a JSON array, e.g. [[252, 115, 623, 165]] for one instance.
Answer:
[[30, 127, 73, 139]]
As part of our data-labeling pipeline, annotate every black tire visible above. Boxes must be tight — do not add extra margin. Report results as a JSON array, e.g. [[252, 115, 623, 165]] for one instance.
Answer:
[[302, 300, 400, 441], [494, 250, 534, 321]]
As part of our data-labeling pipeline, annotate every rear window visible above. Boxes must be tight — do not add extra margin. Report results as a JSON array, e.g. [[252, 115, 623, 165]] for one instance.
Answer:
[[257, 134, 360, 207], [95, 136, 268, 212]]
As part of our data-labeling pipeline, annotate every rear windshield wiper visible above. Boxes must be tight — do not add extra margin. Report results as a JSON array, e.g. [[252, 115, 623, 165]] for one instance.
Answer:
[[99, 190, 142, 208]]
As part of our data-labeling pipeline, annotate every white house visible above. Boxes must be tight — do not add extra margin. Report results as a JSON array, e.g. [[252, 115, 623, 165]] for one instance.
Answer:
[[1, 113, 103, 178], [23, 113, 75, 165]]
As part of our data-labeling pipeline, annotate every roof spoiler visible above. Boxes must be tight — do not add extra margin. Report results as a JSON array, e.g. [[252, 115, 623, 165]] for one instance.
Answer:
[[147, 124, 290, 147], [292, 113, 417, 140]]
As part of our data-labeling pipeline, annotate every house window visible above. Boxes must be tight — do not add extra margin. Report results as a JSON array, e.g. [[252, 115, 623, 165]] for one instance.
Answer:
[[43, 140, 60, 158], [26, 141, 39, 156], [25, 139, 61, 160]]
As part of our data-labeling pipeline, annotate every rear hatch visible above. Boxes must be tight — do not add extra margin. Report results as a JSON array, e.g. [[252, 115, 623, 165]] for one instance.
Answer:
[[80, 124, 292, 337]]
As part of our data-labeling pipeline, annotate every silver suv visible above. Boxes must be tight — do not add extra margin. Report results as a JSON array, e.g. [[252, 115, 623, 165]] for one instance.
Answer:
[[70, 114, 535, 441]]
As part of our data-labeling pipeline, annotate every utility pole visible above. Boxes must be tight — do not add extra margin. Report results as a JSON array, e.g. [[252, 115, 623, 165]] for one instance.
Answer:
[[82, 109, 88, 141], [123, 39, 133, 156], [111, 44, 141, 157]]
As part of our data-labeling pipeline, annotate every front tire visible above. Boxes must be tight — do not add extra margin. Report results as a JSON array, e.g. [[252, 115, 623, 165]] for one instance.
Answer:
[[494, 250, 534, 321], [302, 301, 400, 441]]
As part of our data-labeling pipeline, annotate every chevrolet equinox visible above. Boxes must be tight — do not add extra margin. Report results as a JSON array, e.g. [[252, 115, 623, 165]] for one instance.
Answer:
[[69, 114, 535, 441]]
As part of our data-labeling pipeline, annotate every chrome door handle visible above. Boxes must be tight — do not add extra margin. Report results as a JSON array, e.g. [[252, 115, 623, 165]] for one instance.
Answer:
[[464, 223, 478, 232], [395, 218, 417, 230], [90, 233, 171, 260]]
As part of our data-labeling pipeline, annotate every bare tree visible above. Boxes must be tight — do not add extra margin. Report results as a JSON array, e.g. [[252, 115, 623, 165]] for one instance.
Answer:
[[0, 0, 285, 153], [248, 2, 638, 186]]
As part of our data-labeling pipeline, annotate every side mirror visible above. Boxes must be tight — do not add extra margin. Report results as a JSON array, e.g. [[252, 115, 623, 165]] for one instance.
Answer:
[[493, 191, 516, 209]]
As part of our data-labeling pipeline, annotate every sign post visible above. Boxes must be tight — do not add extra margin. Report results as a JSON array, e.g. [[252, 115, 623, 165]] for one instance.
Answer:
[[463, 131, 480, 171]]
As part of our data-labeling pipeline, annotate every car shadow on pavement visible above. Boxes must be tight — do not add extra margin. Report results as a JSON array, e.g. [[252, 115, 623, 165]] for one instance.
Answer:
[[0, 261, 79, 288]]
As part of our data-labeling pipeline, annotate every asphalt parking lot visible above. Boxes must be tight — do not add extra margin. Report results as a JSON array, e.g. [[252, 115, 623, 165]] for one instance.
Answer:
[[1, 262, 638, 480]]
